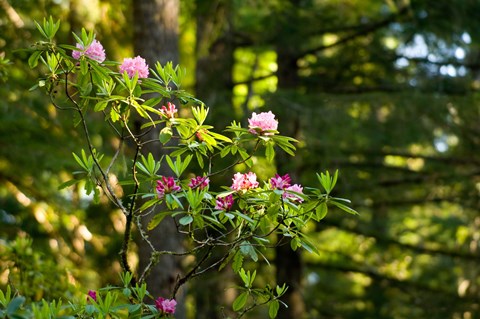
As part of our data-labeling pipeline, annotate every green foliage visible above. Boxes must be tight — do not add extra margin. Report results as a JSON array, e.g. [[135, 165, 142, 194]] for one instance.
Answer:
[[20, 16, 356, 319], [0, 274, 176, 319], [0, 237, 76, 302]]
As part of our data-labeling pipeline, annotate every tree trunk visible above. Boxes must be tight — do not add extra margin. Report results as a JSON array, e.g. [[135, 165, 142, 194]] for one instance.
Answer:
[[274, 6, 305, 317], [195, 0, 235, 128], [131, 1, 185, 318], [191, 1, 236, 318], [133, 0, 179, 65]]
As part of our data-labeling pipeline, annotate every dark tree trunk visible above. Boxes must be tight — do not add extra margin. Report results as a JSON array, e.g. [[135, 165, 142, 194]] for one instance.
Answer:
[[274, 7, 305, 318], [195, 0, 235, 128], [191, 1, 236, 318], [133, 0, 179, 65], [131, 1, 185, 318]]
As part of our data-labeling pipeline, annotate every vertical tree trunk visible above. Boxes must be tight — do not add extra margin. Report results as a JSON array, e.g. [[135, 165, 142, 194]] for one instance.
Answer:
[[133, 0, 179, 65], [274, 6, 305, 318], [131, 1, 185, 318], [195, 0, 235, 128], [192, 1, 236, 318]]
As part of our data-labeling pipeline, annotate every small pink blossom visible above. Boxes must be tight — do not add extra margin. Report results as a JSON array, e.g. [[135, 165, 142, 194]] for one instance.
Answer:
[[188, 175, 209, 190], [283, 184, 304, 203], [196, 129, 208, 142], [215, 194, 234, 211], [270, 173, 291, 190], [87, 290, 97, 302], [156, 176, 181, 199], [160, 102, 178, 119], [248, 111, 278, 135], [119, 56, 149, 79], [231, 172, 259, 191], [155, 297, 176, 314], [72, 39, 106, 63]]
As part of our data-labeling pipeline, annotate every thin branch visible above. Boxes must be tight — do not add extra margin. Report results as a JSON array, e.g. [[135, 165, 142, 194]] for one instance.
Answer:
[[172, 245, 213, 298]]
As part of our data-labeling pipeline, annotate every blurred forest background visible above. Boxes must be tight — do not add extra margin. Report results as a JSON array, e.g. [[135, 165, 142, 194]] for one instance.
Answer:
[[2, 0, 480, 318]]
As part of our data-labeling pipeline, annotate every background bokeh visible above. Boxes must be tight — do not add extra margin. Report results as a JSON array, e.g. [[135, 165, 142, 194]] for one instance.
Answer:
[[2, 1, 480, 318]]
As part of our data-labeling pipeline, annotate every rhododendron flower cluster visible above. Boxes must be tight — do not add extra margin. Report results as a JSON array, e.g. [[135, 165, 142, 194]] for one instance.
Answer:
[[188, 175, 209, 190], [284, 184, 304, 202], [269, 173, 304, 202], [119, 56, 149, 79], [231, 172, 259, 191], [155, 297, 176, 314], [270, 173, 292, 190], [156, 176, 181, 199], [160, 102, 178, 119], [87, 290, 97, 302], [72, 39, 106, 63], [215, 194, 234, 211], [248, 111, 278, 135]]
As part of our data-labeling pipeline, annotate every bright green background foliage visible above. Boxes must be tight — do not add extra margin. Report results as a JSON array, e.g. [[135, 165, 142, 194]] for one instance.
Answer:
[[2, 1, 480, 319]]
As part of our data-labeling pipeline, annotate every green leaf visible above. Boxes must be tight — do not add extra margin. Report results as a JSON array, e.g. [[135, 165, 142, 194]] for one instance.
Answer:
[[34, 20, 48, 38], [179, 215, 193, 225], [165, 155, 176, 175], [330, 200, 359, 215], [276, 284, 287, 296], [147, 212, 168, 230], [299, 234, 319, 254], [72, 151, 89, 171], [94, 100, 109, 112], [220, 145, 231, 158], [195, 152, 204, 168], [208, 131, 232, 143], [240, 241, 258, 262], [331, 169, 339, 190], [302, 199, 319, 213], [159, 126, 173, 144], [28, 51, 42, 69], [58, 179, 80, 190], [218, 250, 236, 271], [6, 296, 25, 314], [315, 202, 328, 220], [232, 251, 244, 273], [233, 291, 248, 312], [265, 142, 275, 162], [269, 300, 280, 319], [80, 58, 88, 75], [192, 105, 208, 125], [139, 198, 161, 213], [180, 154, 193, 175]]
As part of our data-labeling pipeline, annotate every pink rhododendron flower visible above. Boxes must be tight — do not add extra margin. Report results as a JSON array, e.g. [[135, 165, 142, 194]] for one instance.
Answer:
[[87, 290, 97, 302], [160, 102, 178, 119], [270, 173, 291, 190], [215, 194, 234, 211], [188, 175, 209, 190], [119, 56, 149, 79], [248, 111, 278, 135], [231, 172, 259, 191], [155, 297, 176, 314], [284, 184, 304, 202], [72, 39, 106, 63], [156, 176, 181, 199]]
